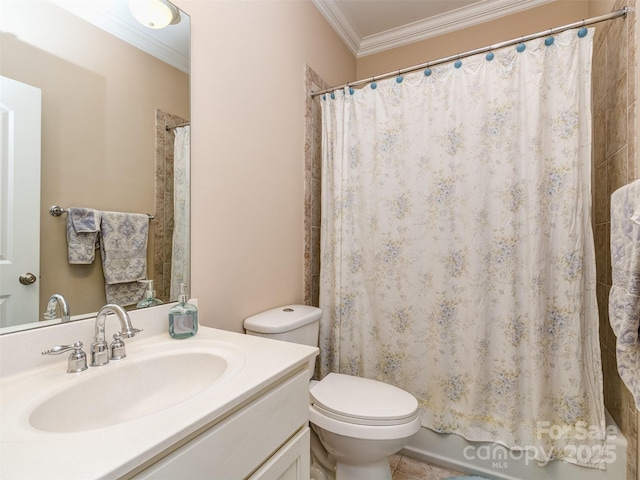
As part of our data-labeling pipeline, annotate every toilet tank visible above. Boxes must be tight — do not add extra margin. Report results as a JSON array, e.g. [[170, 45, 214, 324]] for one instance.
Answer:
[[244, 305, 322, 379], [244, 305, 321, 347]]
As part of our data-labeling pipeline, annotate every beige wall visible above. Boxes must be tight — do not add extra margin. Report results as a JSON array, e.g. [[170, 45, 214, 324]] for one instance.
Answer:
[[1, 1, 189, 316], [173, 0, 355, 332]]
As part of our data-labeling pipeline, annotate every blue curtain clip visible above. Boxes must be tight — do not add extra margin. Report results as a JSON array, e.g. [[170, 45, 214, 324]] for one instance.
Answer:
[[544, 28, 555, 46], [578, 21, 588, 38]]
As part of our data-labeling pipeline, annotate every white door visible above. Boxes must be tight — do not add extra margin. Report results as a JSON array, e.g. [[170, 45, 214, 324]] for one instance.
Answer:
[[0, 76, 41, 328]]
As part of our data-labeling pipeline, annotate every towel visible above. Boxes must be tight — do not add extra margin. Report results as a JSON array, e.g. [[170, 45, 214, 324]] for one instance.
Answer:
[[66, 208, 101, 264], [99, 211, 149, 306], [609, 179, 640, 409]]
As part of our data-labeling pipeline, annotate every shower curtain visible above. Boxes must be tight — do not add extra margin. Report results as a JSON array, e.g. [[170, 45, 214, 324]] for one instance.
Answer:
[[319, 29, 606, 468], [170, 125, 190, 300]]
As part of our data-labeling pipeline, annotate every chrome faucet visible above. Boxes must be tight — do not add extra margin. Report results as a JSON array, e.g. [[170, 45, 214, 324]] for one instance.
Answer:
[[90, 304, 141, 367], [43, 293, 70, 323]]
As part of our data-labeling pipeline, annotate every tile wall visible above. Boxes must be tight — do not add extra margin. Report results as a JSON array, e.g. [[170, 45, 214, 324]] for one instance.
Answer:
[[304, 65, 329, 307], [592, 1, 639, 479], [154, 110, 188, 303]]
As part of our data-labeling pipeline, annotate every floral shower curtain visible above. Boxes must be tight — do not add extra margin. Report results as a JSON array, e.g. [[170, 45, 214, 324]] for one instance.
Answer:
[[319, 29, 606, 468], [170, 125, 190, 300]]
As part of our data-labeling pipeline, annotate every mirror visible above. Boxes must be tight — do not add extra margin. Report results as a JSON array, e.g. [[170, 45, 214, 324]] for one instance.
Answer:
[[0, 0, 190, 333]]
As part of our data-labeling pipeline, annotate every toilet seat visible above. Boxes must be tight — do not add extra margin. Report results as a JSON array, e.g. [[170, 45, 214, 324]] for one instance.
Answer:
[[310, 373, 419, 428]]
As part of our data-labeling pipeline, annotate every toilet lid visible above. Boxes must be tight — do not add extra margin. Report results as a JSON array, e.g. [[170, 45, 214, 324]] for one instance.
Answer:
[[310, 373, 419, 426]]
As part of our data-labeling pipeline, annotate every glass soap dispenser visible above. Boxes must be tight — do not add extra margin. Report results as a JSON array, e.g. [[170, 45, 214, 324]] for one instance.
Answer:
[[169, 283, 198, 339], [136, 280, 164, 309]]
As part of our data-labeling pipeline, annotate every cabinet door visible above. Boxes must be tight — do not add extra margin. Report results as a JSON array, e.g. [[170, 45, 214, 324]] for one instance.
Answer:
[[132, 370, 309, 479], [249, 427, 310, 480]]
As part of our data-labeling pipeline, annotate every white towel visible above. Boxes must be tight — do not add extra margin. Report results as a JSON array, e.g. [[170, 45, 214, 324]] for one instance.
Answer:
[[609, 179, 640, 409], [66, 208, 101, 264], [99, 211, 148, 306]]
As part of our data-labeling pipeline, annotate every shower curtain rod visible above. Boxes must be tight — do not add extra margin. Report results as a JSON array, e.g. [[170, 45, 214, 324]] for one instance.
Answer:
[[165, 121, 190, 131], [311, 6, 629, 98]]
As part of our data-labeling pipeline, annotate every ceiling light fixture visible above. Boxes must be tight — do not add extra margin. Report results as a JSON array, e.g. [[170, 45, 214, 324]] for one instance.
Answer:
[[128, 0, 180, 29]]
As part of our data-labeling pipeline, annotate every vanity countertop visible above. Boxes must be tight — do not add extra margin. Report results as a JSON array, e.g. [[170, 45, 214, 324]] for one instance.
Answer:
[[0, 303, 318, 480]]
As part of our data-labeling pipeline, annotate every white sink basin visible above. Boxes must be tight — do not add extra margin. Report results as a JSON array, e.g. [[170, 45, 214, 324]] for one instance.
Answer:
[[28, 343, 245, 433]]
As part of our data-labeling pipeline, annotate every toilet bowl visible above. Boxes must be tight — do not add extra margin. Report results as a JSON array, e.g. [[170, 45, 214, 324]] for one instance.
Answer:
[[244, 306, 421, 480], [309, 373, 420, 479]]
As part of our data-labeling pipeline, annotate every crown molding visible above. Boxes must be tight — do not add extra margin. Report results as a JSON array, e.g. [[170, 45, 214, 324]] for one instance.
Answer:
[[313, 0, 556, 58], [312, 0, 361, 55]]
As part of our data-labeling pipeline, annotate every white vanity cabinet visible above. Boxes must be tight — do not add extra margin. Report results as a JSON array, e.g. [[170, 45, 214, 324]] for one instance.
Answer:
[[0, 307, 318, 480], [131, 368, 311, 480]]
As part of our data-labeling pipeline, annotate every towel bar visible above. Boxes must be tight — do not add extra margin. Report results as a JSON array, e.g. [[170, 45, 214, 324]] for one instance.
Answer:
[[49, 205, 155, 220]]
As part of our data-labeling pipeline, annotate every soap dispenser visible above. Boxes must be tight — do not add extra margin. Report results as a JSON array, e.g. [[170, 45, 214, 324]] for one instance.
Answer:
[[168, 283, 198, 339], [136, 280, 164, 309]]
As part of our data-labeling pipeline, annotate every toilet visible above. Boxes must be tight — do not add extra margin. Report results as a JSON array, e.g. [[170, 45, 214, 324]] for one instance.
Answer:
[[244, 305, 421, 480]]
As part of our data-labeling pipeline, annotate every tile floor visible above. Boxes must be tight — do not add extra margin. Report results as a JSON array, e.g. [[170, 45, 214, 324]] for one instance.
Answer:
[[389, 454, 466, 480]]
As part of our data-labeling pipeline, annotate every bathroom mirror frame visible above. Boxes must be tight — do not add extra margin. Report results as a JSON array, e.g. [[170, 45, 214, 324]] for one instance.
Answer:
[[0, 0, 190, 334]]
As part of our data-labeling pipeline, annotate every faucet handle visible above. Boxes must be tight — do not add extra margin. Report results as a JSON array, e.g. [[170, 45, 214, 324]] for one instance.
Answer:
[[42, 341, 88, 373], [121, 327, 143, 338], [110, 332, 126, 360]]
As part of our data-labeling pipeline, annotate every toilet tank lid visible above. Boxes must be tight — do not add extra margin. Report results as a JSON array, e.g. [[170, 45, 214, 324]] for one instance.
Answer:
[[244, 305, 322, 334]]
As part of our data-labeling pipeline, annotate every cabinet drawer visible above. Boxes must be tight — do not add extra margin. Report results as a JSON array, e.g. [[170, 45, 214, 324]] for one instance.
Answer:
[[133, 369, 309, 479]]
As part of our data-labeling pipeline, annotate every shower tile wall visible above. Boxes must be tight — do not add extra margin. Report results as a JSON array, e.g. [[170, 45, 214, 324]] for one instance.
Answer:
[[592, 1, 638, 479], [154, 109, 188, 303], [304, 65, 329, 307]]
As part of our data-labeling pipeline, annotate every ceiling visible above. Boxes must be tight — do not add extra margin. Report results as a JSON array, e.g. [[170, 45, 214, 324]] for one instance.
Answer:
[[51, 0, 190, 73], [311, 0, 555, 57]]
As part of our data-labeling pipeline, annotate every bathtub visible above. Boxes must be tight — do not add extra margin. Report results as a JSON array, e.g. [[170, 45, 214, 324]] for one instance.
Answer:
[[400, 410, 627, 480]]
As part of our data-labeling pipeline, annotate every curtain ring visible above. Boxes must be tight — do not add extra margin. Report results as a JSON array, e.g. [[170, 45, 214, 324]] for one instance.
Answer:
[[347, 83, 355, 96], [454, 53, 462, 69], [545, 28, 555, 46], [486, 45, 495, 61], [578, 19, 589, 38]]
